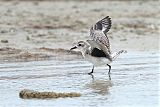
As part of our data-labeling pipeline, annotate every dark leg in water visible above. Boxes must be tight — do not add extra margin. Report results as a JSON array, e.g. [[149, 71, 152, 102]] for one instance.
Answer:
[[107, 64, 111, 74], [88, 65, 94, 75], [107, 64, 111, 80]]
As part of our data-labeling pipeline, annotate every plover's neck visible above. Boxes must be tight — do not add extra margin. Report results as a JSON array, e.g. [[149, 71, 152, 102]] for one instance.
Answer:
[[79, 43, 90, 58], [80, 48, 88, 58]]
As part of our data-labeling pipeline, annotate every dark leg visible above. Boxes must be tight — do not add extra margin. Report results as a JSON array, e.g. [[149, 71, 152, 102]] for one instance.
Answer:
[[107, 64, 111, 74], [107, 64, 111, 80], [88, 65, 94, 75]]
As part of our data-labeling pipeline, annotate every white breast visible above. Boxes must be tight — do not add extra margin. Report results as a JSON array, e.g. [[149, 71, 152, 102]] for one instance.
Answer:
[[84, 54, 112, 66]]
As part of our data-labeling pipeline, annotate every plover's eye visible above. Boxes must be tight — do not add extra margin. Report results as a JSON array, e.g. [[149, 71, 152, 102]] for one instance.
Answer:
[[78, 44, 82, 46]]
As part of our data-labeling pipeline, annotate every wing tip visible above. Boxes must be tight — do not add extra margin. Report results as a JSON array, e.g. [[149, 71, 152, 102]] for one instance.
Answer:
[[90, 15, 112, 33], [103, 16, 112, 33], [104, 16, 111, 20]]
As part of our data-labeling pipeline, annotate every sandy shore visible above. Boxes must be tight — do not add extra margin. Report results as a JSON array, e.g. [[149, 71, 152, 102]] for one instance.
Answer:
[[0, 1, 159, 61]]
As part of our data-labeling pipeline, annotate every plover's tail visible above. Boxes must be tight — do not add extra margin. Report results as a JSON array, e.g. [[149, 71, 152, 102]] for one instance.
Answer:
[[111, 50, 127, 61]]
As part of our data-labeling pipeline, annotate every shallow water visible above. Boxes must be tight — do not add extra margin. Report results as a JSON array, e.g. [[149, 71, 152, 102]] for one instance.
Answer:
[[0, 52, 159, 107]]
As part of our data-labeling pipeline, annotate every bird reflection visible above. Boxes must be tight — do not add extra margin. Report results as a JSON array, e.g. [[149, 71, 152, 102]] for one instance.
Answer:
[[89, 73, 95, 81], [87, 74, 113, 95], [89, 73, 111, 80]]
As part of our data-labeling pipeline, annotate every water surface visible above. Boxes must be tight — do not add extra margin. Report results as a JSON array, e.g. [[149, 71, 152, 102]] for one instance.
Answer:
[[0, 52, 159, 107]]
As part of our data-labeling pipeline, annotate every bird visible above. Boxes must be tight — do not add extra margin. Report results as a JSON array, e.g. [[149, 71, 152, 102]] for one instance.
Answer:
[[70, 16, 126, 76]]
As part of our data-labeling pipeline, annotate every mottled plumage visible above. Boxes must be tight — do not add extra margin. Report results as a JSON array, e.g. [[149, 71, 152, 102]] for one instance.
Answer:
[[90, 16, 111, 54], [70, 16, 126, 77]]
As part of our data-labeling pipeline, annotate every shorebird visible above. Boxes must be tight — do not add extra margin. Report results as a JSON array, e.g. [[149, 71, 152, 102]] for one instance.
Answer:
[[70, 16, 126, 75]]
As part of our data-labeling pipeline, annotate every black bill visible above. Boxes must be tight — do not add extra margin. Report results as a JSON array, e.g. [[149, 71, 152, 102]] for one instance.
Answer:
[[70, 46, 77, 50]]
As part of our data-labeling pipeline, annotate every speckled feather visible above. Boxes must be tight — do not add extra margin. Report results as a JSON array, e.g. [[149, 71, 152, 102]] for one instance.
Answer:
[[90, 16, 112, 54]]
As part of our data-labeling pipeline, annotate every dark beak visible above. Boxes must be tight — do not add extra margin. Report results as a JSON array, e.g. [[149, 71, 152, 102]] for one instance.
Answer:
[[70, 46, 77, 50]]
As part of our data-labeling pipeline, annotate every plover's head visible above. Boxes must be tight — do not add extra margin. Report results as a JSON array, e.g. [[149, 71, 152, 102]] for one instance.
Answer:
[[70, 41, 89, 52]]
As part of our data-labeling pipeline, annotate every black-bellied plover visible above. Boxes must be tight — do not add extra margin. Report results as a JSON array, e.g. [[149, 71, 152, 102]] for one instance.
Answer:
[[70, 16, 126, 76]]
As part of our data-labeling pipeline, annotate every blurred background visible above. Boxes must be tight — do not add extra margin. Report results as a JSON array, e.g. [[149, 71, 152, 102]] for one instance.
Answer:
[[0, 0, 159, 61]]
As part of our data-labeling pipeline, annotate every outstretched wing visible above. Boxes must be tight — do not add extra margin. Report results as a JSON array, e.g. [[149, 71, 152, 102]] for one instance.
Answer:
[[92, 16, 111, 33], [90, 16, 112, 54]]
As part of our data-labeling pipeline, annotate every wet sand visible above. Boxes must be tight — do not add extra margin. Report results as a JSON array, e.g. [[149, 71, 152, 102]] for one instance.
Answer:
[[0, 0, 159, 107]]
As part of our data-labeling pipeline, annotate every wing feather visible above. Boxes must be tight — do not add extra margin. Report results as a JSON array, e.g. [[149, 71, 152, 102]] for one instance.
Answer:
[[87, 40, 112, 61], [92, 16, 112, 34], [90, 16, 112, 54]]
